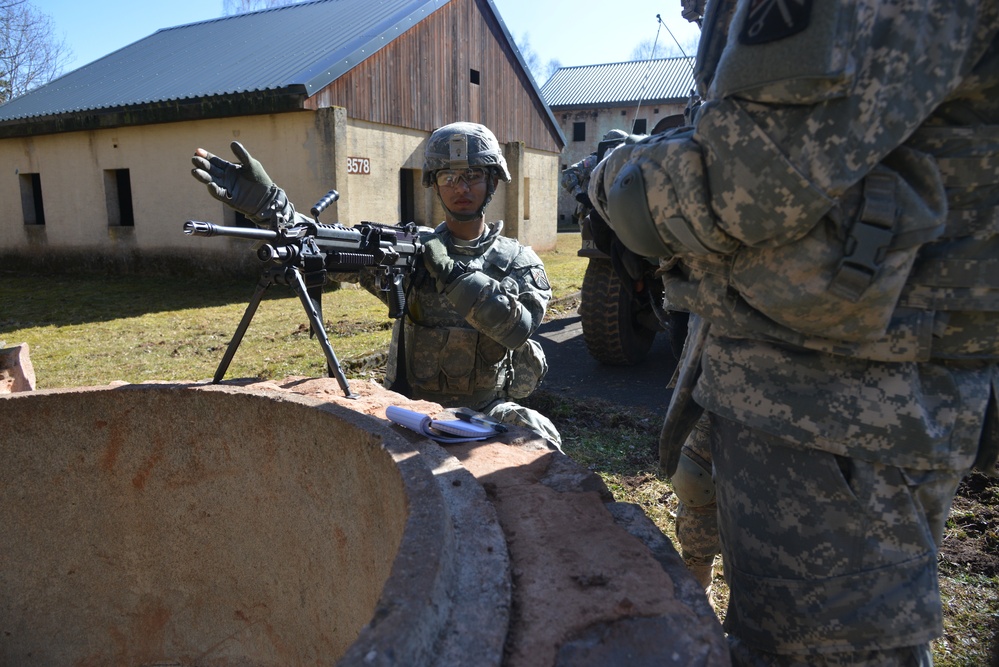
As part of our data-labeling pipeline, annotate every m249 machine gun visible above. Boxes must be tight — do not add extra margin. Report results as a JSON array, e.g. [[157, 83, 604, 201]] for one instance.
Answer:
[[183, 189, 424, 398]]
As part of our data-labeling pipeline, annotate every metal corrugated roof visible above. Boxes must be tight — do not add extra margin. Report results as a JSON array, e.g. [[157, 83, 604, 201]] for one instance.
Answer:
[[540, 57, 696, 108], [0, 0, 448, 122]]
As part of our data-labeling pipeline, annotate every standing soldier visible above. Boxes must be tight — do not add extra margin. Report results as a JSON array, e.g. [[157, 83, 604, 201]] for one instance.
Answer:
[[590, 1, 999, 665], [561, 130, 631, 222]]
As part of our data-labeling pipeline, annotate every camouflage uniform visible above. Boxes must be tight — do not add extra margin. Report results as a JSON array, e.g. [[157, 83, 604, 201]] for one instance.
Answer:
[[191, 122, 560, 449], [561, 153, 601, 225], [589, 1, 999, 664], [352, 220, 561, 449], [672, 412, 719, 589]]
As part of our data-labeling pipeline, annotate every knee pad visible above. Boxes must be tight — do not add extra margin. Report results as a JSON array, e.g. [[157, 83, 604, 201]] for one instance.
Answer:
[[671, 449, 715, 508]]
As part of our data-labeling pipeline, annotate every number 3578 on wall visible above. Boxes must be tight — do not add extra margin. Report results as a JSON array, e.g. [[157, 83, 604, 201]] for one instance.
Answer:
[[347, 157, 371, 174]]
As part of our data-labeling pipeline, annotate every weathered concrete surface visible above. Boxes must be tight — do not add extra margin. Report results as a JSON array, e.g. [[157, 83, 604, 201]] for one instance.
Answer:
[[263, 377, 730, 666], [0, 381, 509, 667], [0, 376, 728, 666], [0, 342, 35, 393]]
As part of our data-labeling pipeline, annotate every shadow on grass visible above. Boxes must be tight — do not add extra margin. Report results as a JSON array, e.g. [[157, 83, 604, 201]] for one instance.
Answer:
[[0, 271, 335, 331]]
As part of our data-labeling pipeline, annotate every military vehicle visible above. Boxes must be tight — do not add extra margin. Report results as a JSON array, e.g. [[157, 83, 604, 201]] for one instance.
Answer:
[[568, 117, 688, 366]]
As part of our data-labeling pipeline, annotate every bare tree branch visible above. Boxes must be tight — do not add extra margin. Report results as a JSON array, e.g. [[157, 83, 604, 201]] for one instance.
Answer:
[[0, 0, 73, 104], [514, 32, 561, 87]]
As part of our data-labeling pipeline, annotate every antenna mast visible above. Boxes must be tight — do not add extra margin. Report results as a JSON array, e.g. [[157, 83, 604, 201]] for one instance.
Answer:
[[633, 14, 696, 130]]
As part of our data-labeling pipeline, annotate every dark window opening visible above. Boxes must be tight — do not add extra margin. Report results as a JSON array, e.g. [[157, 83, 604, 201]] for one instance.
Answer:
[[19, 173, 45, 226], [572, 122, 586, 142], [104, 168, 135, 227], [633, 118, 648, 134], [400, 168, 417, 224], [470, 69, 480, 85], [223, 205, 254, 228], [523, 177, 531, 220]]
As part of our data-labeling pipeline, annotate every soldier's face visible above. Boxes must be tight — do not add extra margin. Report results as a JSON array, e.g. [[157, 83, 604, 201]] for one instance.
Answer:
[[436, 171, 490, 218]]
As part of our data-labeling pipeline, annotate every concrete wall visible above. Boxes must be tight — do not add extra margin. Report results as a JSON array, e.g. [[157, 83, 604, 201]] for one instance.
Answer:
[[510, 145, 561, 251], [551, 102, 686, 227], [0, 108, 561, 270]]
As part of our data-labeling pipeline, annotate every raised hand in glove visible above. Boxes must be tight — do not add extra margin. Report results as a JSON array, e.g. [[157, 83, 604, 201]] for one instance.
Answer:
[[422, 236, 465, 292], [191, 141, 278, 221]]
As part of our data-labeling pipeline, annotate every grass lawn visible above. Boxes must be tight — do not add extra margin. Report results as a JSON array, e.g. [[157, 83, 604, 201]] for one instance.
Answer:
[[2, 230, 995, 665]]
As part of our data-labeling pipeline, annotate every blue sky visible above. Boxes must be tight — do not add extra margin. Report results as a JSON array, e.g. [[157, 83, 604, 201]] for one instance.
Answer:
[[33, 0, 701, 75]]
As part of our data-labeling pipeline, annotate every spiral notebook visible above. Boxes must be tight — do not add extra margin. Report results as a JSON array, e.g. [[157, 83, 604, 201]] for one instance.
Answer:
[[385, 405, 496, 443]]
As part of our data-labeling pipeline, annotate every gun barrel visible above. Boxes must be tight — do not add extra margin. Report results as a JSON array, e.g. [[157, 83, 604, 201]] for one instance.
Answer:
[[183, 220, 279, 241]]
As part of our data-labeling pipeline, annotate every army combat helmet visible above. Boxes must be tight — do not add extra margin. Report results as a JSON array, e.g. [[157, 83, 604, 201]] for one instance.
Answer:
[[423, 122, 511, 221]]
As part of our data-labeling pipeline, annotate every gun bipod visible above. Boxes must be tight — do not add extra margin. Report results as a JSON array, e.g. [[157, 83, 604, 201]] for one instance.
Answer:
[[213, 264, 358, 399]]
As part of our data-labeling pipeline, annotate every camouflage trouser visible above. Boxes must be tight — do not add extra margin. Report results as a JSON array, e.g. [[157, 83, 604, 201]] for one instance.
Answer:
[[674, 413, 720, 588], [484, 399, 563, 452], [709, 413, 961, 664]]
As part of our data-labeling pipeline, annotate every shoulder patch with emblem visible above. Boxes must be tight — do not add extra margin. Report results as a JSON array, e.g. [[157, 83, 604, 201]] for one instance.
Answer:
[[530, 267, 551, 291], [739, 0, 812, 45]]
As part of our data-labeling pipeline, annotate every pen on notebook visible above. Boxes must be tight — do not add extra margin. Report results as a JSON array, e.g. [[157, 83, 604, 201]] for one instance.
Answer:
[[455, 410, 508, 432]]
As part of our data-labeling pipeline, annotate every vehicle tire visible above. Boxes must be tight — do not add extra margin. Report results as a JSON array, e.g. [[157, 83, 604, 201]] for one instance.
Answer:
[[579, 259, 657, 366]]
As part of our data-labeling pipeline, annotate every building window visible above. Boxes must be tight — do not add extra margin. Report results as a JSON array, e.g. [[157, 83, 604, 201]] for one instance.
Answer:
[[400, 168, 418, 224], [633, 118, 648, 134], [470, 69, 480, 85], [19, 173, 45, 226], [523, 177, 531, 221], [572, 122, 586, 142], [104, 169, 135, 227], [223, 205, 253, 228]]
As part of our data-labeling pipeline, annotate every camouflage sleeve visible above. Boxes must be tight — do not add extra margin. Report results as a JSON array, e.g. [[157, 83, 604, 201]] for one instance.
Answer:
[[443, 247, 551, 349], [695, 0, 981, 242], [589, 0, 983, 256], [560, 153, 598, 196]]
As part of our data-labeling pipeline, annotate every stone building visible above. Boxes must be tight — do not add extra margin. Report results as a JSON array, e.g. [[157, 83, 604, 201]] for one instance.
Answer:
[[0, 0, 565, 272], [540, 57, 695, 226]]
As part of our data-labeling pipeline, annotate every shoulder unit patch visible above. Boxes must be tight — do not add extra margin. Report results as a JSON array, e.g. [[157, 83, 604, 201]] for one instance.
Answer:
[[739, 0, 812, 45], [531, 267, 551, 291]]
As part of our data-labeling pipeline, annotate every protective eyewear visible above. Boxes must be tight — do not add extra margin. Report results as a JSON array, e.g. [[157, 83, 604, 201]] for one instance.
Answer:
[[435, 168, 487, 188]]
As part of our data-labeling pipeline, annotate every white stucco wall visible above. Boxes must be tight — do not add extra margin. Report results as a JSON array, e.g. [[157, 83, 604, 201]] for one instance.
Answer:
[[0, 108, 561, 266], [552, 102, 686, 226], [0, 111, 338, 254]]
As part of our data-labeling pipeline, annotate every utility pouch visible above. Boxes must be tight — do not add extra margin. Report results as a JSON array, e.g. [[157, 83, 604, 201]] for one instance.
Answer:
[[507, 338, 548, 399], [729, 147, 946, 342], [406, 322, 477, 395]]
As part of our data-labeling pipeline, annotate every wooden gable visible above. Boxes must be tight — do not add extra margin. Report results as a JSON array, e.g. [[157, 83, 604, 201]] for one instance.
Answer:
[[304, 0, 560, 153]]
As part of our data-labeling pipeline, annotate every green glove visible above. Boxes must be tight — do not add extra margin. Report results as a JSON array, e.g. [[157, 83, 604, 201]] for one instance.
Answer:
[[422, 236, 462, 291], [191, 141, 277, 220]]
